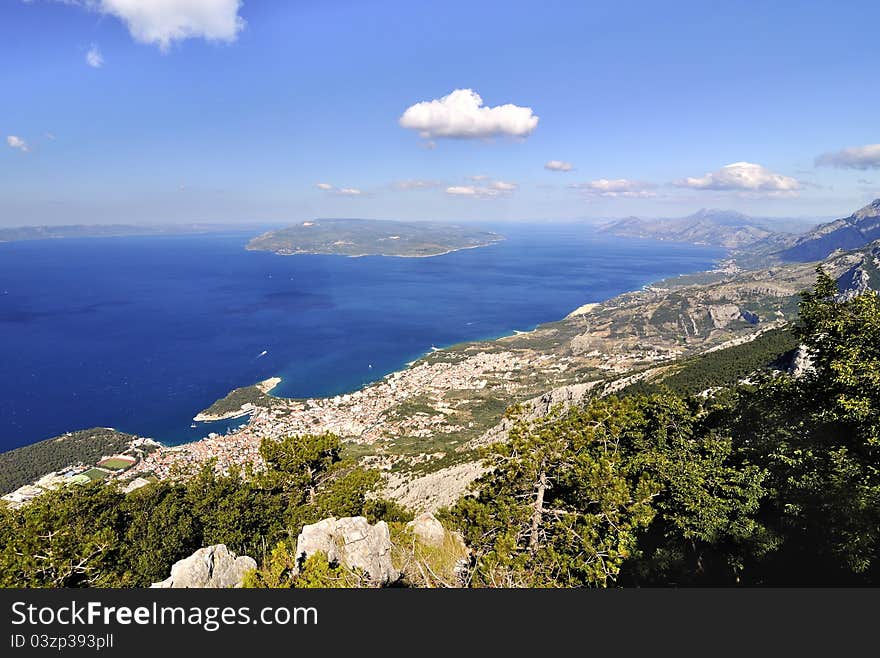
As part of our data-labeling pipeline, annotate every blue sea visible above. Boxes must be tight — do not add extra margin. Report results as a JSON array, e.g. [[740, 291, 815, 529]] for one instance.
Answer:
[[0, 224, 724, 452]]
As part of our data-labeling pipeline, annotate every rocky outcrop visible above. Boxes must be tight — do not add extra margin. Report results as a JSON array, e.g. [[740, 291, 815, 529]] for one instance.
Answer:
[[836, 264, 872, 302], [151, 545, 256, 588], [403, 512, 471, 587], [786, 345, 815, 378], [382, 461, 487, 514], [473, 381, 599, 449], [294, 516, 398, 585], [406, 512, 448, 547]]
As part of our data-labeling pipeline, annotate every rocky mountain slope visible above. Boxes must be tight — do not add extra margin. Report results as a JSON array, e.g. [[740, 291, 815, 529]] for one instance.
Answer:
[[776, 199, 880, 262]]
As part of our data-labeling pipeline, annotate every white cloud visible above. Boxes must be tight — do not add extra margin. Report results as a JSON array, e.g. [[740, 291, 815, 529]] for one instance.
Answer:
[[545, 160, 573, 172], [394, 180, 441, 191], [315, 183, 362, 195], [6, 136, 29, 153], [446, 180, 517, 199], [489, 180, 517, 191], [815, 144, 880, 170], [446, 185, 488, 197], [674, 162, 801, 192], [399, 89, 539, 140], [86, 43, 104, 68], [82, 0, 246, 52], [571, 178, 655, 198]]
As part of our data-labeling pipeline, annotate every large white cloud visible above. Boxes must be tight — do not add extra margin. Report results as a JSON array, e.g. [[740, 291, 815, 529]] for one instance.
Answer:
[[545, 160, 573, 172], [6, 136, 29, 153], [399, 89, 539, 140], [86, 43, 104, 68], [82, 0, 245, 51], [815, 144, 880, 170], [675, 162, 801, 192], [571, 178, 655, 198]]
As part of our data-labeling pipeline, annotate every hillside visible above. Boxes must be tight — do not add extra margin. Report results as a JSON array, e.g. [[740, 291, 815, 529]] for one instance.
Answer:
[[776, 198, 880, 262], [0, 428, 141, 494], [246, 218, 503, 257]]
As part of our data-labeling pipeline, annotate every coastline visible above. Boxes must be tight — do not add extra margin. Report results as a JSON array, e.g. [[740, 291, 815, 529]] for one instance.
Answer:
[[192, 377, 282, 423], [8, 240, 728, 457]]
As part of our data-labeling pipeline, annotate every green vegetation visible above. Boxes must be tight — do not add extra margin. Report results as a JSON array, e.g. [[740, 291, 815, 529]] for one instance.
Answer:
[[246, 218, 503, 258], [81, 469, 111, 482], [3, 270, 880, 587], [0, 433, 398, 587], [196, 383, 275, 420], [0, 428, 140, 494], [622, 327, 798, 397], [448, 270, 880, 585]]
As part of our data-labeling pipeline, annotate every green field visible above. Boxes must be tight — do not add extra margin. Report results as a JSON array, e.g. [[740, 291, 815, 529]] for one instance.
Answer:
[[81, 468, 111, 482], [97, 457, 135, 470]]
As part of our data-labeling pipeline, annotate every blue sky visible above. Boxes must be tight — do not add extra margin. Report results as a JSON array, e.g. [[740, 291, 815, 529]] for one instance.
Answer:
[[1, 0, 879, 226]]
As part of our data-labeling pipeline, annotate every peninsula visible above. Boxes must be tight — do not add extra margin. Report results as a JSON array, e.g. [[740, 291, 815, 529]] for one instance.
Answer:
[[246, 218, 504, 257]]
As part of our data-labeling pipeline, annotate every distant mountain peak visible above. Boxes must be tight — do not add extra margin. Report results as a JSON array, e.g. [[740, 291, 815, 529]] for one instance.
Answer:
[[853, 198, 880, 220]]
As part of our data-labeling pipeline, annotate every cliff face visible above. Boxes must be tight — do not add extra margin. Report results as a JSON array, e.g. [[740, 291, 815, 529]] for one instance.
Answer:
[[777, 199, 880, 262]]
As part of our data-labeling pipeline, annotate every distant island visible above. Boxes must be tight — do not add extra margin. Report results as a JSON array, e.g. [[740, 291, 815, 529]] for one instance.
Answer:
[[0, 223, 275, 243], [246, 218, 504, 257]]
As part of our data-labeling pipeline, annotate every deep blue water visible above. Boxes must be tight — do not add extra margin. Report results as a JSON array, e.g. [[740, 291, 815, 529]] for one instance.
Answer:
[[0, 225, 724, 451]]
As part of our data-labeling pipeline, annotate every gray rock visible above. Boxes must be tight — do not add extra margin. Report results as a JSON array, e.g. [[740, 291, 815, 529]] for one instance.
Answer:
[[787, 345, 815, 378], [294, 516, 398, 585], [150, 544, 256, 588], [836, 264, 871, 302], [406, 512, 447, 547]]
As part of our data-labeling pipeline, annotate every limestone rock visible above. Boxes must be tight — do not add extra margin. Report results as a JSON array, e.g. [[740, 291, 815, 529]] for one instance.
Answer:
[[787, 345, 815, 378], [150, 544, 256, 588], [406, 512, 447, 547], [294, 516, 398, 585]]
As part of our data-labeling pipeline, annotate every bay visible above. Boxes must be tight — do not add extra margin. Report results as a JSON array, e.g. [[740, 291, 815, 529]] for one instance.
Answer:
[[0, 224, 724, 451]]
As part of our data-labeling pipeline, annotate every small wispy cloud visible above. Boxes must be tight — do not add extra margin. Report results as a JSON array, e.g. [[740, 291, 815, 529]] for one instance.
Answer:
[[489, 180, 517, 191], [393, 179, 441, 191], [570, 178, 655, 198], [86, 43, 104, 68], [545, 160, 573, 172], [316, 183, 362, 195], [446, 179, 518, 199], [815, 144, 880, 170], [6, 135, 29, 153]]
